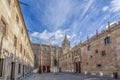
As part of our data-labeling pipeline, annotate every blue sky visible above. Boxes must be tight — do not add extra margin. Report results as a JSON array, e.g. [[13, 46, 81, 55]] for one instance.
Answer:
[[20, 0, 120, 47]]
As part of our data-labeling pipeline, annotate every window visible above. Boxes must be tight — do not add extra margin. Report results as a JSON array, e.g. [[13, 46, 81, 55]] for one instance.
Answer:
[[0, 17, 7, 35], [90, 55, 92, 58], [104, 37, 111, 44], [101, 50, 106, 56], [14, 36, 17, 47], [95, 49, 98, 54], [24, 49, 25, 55], [69, 55, 70, 58], [20, 44, 22, 53], [21, 28, 23, 34], [96, 64, 102, 68], [18, 64, 21, 74], [8, 0, 11, 5], [16, 15, 19, 23], [0, 59, 4, 77], [87, 45, 91, 51], [86, 63, 88, 65]]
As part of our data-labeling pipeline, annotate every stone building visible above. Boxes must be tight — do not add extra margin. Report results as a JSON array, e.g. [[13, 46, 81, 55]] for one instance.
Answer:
[[59, 35, 73, 72], [32, 43, 62, 73], [71, 44, 81, 73], [80, 22, 120, 76], [59, 21, 120, 77], [0, 0, 34, 80], [59, 35, 82, 73], [32, 21, 120, 77]]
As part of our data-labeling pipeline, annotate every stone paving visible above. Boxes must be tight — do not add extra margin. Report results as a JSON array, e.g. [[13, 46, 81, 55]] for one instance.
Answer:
[[22, 73, 119, 80]]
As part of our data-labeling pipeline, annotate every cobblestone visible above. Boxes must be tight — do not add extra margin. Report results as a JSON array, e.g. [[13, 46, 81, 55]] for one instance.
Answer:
[[22, 73, 119, 80]]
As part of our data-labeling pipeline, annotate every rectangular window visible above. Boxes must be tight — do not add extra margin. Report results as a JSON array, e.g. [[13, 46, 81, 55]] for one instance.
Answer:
[[101, 50, 106, 56], [90, 55, 92, 58], [0, 59, 4, 77], [16, 15, 19, 23], [0, 18, 7, 35], [20, 44, 22, 53], [96, 64, 102, 68], [14, 36, 17, 47], [69, 55, 70, 58], [105, 37, 111, 44], [87, 45, 91, 51], [95, 49, 98, 54], [18, 64, 21, 74], [21, 28, 23, 34], [8, 0, 11, 5]]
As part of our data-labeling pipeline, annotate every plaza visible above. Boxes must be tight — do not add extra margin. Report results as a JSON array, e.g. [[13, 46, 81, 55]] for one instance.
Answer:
[[22, 73, 118, 80]]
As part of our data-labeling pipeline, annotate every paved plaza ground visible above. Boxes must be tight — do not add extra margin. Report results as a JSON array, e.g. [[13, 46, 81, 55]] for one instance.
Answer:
[[21, 73, 119, 80]]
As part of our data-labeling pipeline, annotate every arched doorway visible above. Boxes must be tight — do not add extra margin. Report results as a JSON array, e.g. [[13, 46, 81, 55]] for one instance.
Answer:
[[74, 57, 81, 73]]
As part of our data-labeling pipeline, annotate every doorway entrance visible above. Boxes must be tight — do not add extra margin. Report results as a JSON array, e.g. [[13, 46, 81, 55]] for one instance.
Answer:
[[10, 62, 15, 80], [75, 62, 81, 73]]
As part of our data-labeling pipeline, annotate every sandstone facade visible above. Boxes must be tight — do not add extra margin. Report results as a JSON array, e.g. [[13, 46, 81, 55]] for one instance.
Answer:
[[32, 43, 62, 73], [80, 22, 120, 76], [59, 22, 120, 77], [0, 0, 34, 80]]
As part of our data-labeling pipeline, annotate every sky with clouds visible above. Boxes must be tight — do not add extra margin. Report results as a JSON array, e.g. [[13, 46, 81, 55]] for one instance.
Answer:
[[20, 0, 120, 47]]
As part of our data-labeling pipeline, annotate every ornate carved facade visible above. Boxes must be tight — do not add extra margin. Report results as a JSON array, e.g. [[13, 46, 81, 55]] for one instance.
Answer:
[[32, 43, 62, 73]]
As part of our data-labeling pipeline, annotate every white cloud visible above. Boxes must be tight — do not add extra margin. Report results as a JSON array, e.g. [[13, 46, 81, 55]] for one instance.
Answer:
[[40, 30, 54, 40], [31, 30, 54, 40], [23, 0, 120, 47], [102, 6, 109, 11], [106, 21, 117, 29], [110, 0, 120, 12], [41, 0, 74, 30], [31, 32, 39, 38], [102, 0, 120, 12], [30, 29, 76, 46]]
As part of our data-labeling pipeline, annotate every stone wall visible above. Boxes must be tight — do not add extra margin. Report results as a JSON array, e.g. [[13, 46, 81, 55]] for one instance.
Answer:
[[0, 0, 34, 80], [80, 22, 120, 76]]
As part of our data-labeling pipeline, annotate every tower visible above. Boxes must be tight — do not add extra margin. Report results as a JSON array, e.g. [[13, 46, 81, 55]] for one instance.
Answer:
[[62, 34, 70, 54]]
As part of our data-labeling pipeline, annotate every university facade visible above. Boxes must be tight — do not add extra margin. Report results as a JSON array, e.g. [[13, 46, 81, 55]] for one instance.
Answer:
[[33, 21, 120, 77], [59, 22, 120, 77], [32, 43, 62, 73], [0, 0, 34, 80]]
